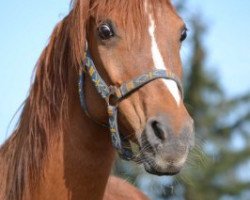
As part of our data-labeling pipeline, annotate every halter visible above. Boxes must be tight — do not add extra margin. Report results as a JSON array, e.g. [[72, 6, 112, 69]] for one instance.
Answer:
[[79, 46, 183, 161]]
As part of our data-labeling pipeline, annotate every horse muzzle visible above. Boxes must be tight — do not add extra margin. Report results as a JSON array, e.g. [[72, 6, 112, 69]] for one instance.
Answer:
[[139, 114, 194, 175]]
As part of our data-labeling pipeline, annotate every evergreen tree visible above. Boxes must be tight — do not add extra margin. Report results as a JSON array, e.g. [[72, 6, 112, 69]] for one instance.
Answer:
[[177, 4, 250, 200]]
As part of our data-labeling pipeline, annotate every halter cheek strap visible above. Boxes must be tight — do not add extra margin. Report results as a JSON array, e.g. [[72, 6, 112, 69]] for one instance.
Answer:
[[79, 49, 183, 161]]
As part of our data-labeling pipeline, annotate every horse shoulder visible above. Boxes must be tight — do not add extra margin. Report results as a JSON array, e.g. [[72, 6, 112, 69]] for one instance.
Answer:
[[104, 176, 149, 200]]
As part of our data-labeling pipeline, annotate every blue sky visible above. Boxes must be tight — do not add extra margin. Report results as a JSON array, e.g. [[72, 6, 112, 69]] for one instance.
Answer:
[[188, 0, 250, 95], [0, 0, 250, 144]]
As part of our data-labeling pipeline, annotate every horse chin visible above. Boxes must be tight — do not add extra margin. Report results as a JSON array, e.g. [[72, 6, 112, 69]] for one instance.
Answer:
[[140, 153, 185, 176], [143, 160, 181, 176]]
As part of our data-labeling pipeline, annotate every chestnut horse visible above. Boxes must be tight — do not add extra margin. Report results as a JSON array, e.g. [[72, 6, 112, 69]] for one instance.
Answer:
[[0, 0, 194, 199]]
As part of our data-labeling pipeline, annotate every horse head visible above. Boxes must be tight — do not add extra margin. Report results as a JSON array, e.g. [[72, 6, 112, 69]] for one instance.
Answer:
[[76, 0, 194, 176]]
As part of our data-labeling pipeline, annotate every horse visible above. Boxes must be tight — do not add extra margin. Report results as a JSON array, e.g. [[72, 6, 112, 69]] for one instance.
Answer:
[[0, 0, 194, 199]]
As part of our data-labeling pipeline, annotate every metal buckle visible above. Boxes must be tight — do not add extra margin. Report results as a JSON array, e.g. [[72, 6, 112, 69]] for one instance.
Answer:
[[105, 85, 120, 107]]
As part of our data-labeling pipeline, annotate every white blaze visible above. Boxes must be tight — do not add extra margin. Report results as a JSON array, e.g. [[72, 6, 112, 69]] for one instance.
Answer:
[[145, 2, 181, 105]]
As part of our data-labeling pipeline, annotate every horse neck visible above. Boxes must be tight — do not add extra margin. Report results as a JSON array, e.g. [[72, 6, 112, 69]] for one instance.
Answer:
[[38, 99, 115, 200], [0, 69, 115, 200]]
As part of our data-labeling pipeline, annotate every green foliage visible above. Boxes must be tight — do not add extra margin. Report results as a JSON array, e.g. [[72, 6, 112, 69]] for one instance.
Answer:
[[113, 1, 250, 199]]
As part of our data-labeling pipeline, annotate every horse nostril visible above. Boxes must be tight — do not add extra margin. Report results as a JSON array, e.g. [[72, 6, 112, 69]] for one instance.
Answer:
[[151, 121, 165, 140]]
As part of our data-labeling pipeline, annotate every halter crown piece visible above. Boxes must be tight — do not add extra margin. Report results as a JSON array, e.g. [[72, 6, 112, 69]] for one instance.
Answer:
[[79, 43, 183, 161]]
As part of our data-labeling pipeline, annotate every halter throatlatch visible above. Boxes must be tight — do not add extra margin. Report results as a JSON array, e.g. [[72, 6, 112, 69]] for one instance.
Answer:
[[79, 47, 183, 161]]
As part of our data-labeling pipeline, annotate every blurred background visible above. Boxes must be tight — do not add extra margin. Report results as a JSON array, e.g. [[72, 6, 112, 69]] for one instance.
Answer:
[[0, 0, 250, 199]]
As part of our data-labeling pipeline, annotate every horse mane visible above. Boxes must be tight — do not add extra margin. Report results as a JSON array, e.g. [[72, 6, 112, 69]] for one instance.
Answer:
[[0, 0, 173, 199], [0, 1, 87, 198]]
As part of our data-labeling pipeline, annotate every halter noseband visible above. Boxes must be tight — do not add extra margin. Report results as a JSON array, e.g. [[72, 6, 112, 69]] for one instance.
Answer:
[[79, 47, 183, 161]]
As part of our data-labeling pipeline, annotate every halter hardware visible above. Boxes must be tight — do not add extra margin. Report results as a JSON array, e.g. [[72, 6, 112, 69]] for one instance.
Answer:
[[79, 46, 183, 161]]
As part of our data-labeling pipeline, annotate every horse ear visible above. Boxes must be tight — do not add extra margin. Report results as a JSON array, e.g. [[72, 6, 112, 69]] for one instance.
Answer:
[[70, 0, 90, 66]]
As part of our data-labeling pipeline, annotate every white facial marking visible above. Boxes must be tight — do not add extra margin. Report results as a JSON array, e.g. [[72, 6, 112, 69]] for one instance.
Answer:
[[163, 80, 181, 105], [145, 2, 181, 105]]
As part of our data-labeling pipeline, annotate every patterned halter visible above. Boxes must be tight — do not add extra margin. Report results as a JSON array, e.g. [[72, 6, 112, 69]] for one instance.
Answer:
[[79, 44, 183, 161]]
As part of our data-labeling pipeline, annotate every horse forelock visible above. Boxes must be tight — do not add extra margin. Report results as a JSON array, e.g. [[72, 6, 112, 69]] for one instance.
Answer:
[[88, 0, 174, 45]]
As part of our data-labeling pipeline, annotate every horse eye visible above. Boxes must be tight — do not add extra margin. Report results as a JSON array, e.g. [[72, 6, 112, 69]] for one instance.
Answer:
[[98, 23, 114, 40], [180, 27, 188, 42]]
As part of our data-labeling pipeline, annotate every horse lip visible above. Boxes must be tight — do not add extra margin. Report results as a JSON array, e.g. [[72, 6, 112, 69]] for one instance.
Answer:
[[146, 168, 180, 176], [144, 161, 180, 176], [142, 156, 182, 176]]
